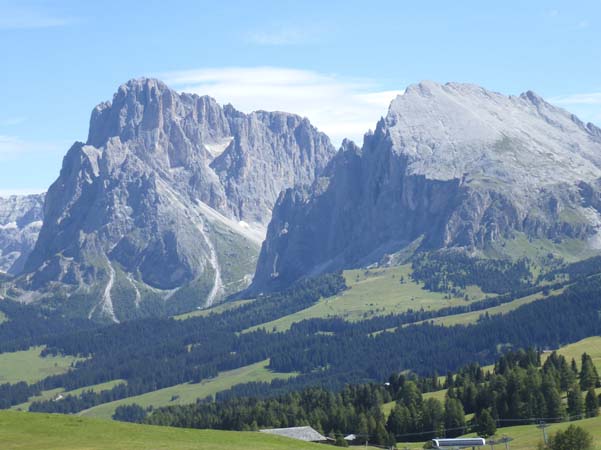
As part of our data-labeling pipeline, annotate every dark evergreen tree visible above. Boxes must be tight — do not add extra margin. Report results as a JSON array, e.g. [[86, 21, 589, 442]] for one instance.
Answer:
[[475, 408, 496, 438], [579, 353, 600, 390], [585, 388, 599, 418], [443, 397, 465, 438], [566, 384, 584, 420], [547, 424, 593, 450]]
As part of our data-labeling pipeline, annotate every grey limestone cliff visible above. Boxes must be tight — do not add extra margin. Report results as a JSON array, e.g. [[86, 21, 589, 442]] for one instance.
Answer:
[[251, 81, 601, 292], [13, 78, 335, 321]]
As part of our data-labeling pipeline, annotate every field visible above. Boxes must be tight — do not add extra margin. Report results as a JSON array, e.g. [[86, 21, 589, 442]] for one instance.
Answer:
[[423, 287, 566, 327], [0, 410, 322, 450], [393, 415, 601, 449], [544, 336, 601, 372], [11, 379, 126, 411], [80, 360, 296, 420], [485, 232, 599, 263], [246, 265, 486, 332], [0, 346, 84, 384], [173, 299, 254, 320], [382, 388, 447, 417], [3, 411, 598, 450]]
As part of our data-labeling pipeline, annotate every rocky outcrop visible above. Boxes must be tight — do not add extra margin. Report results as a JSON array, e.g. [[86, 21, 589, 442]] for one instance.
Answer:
[[0, 194, 44, 275], [13, 78, 335, 321], [251, 81, 601, 292]]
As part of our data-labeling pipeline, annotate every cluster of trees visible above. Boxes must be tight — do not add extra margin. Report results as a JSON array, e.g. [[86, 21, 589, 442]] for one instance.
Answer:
[[544, 425, 594, 450], [136, 349, 601, 446], [448, 350, 600, 427], [411, 251, 533, 294]]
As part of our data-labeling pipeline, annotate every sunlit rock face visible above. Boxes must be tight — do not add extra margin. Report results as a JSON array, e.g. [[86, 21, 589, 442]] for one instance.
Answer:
[[251, 81, 601, 292], [15, 78, 335, 322]]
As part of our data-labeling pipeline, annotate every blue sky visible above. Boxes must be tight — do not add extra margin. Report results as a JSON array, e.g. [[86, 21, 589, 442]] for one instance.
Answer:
[[0, 0, 600, 195]]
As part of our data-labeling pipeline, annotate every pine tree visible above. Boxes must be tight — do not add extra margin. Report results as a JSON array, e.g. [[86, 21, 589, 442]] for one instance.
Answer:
[[542, 375, 565, 421], [579, 353, 600, 390], [444, 397, 465, 438], [585, 388, 599, 418], [421, 398, 444, 439], [566, 384, 584, 420], [475, 408, 496, 438]]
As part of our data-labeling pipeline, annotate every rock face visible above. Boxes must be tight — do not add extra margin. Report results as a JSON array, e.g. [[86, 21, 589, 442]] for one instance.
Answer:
[[251, 81, 601, 292], [0, 194, 44, 275], [14, 78, 335, 321]]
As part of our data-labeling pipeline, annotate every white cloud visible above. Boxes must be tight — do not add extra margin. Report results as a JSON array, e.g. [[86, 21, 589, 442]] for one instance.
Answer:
[[161, 67, 403, 145], [0, 5, 74, 30]]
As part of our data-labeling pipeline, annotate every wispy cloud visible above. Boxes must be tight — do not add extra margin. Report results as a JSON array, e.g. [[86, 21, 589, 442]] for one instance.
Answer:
[[161, 67, 403, 145], [0, 4, 75, 30]]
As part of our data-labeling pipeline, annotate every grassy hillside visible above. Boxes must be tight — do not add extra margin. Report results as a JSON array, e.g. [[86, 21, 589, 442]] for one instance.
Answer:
[[393, 415, 601, 449], [422, 287, 566, 327], [173, 299, 254, 320], [543, 335, 601, 372], [0, 410, 321, 450], [80, 360, 296, 420], [245, 265, 486, 332], [486, 232, 600, 263], [0, 346, 83, 384], [11, 379, 126, 411]]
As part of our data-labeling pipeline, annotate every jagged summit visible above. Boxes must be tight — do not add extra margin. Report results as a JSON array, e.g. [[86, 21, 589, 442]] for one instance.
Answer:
[[10, 78, 336, 322], [382, 80, 601, 186], [250, 81, 601, 293]]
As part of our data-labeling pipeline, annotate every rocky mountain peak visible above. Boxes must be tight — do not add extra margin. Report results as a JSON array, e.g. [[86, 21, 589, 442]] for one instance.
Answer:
[[250, 81, 601, 293], [11, 78, 336, 321]]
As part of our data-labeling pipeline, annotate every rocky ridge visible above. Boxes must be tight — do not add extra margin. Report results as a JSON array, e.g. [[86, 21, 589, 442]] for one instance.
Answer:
[[11, 78, 335, 321], [250, 81, 601, 292]]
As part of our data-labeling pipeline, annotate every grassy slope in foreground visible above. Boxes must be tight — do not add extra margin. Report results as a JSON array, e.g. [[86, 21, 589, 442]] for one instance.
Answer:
[[80, 360, 296, 420], [0, 410, 321, 450], [246, 265, 486, 333], [0, 346, 83, 384], [393, 415, 601, 449]]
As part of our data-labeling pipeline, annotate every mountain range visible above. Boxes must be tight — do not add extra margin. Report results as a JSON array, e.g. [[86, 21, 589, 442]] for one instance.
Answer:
[[2, 78, 335, 321], [2, 79, 601, 319], [250, 81, 601, 292]]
